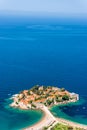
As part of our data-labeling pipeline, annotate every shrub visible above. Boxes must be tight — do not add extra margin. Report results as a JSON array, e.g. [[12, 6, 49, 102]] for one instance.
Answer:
[[62, 95, 69, 101]]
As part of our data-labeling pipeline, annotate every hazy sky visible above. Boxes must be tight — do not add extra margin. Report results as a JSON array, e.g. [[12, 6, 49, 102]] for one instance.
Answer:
[[0, 0, 87, 17]]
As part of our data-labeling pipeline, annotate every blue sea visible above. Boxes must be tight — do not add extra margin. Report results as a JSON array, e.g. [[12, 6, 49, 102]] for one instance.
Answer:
[[0, 18, 87, 129]]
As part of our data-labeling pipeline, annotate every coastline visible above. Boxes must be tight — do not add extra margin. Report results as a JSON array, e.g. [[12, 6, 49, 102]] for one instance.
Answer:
[[23, 110, 46, 130], [10, 87, 87, 130], [23, 103, 87, 130], [23, 104, 57, 130]]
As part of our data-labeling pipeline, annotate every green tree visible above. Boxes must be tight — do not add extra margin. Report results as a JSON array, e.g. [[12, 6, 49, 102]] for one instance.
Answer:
[[62, 95, 69, 101], [31, 85, 39, 92], [55, 95, 59, 102], [46, 99, 52, 106], [43, 126, 48, 130], [31, 104, 36, 108], [29, 100, 33, 104]]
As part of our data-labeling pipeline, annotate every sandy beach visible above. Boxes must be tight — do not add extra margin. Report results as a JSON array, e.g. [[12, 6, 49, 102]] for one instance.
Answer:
[[23, 104, 87, 130], [23, 104, 57, 130]]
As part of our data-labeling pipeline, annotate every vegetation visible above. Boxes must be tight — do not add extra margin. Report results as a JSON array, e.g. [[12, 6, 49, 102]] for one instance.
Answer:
[[12, 85, 78, 109], [55, 95, 59, 102], [15, 102, 18, 104], [62, 95, 69, 101], [51, 123, 83, 130], [31, 104, 36, 108], [46, 99, 53, 106], [30, 85, 39, 93], [42, 126, 49, 130], [29, 100, 33, 104]]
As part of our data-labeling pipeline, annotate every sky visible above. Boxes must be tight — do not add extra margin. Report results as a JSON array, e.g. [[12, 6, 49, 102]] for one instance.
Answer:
[[0, 0, 87, 18]]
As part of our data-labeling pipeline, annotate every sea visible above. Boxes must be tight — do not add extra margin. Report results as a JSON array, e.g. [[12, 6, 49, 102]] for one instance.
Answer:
[[0, 17, 87, 129]]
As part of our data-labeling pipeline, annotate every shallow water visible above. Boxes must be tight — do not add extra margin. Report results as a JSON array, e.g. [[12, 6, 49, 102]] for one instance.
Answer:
[[0, 99, 43, 130], [50, 97, 87, 125]]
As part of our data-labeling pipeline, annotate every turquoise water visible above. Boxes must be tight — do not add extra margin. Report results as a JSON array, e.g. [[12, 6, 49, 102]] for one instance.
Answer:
[[0, 99, 43, 130], [0, 109, 43, 130], [0, 18, 87, 129], [50, 97, 87, 125]]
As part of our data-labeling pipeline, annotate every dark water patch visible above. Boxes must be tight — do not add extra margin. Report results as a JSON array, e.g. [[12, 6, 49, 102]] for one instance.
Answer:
[[51, 97, 87, 125]]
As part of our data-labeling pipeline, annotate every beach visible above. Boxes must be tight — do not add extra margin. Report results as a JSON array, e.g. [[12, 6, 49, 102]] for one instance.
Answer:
[[24, 104, 57, 130], [23, 104, 87, 130]]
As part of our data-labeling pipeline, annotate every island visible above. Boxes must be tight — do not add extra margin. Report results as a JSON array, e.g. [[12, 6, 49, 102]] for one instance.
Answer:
[[10, 85, 79, 109], [10, 85, 87, 130]]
